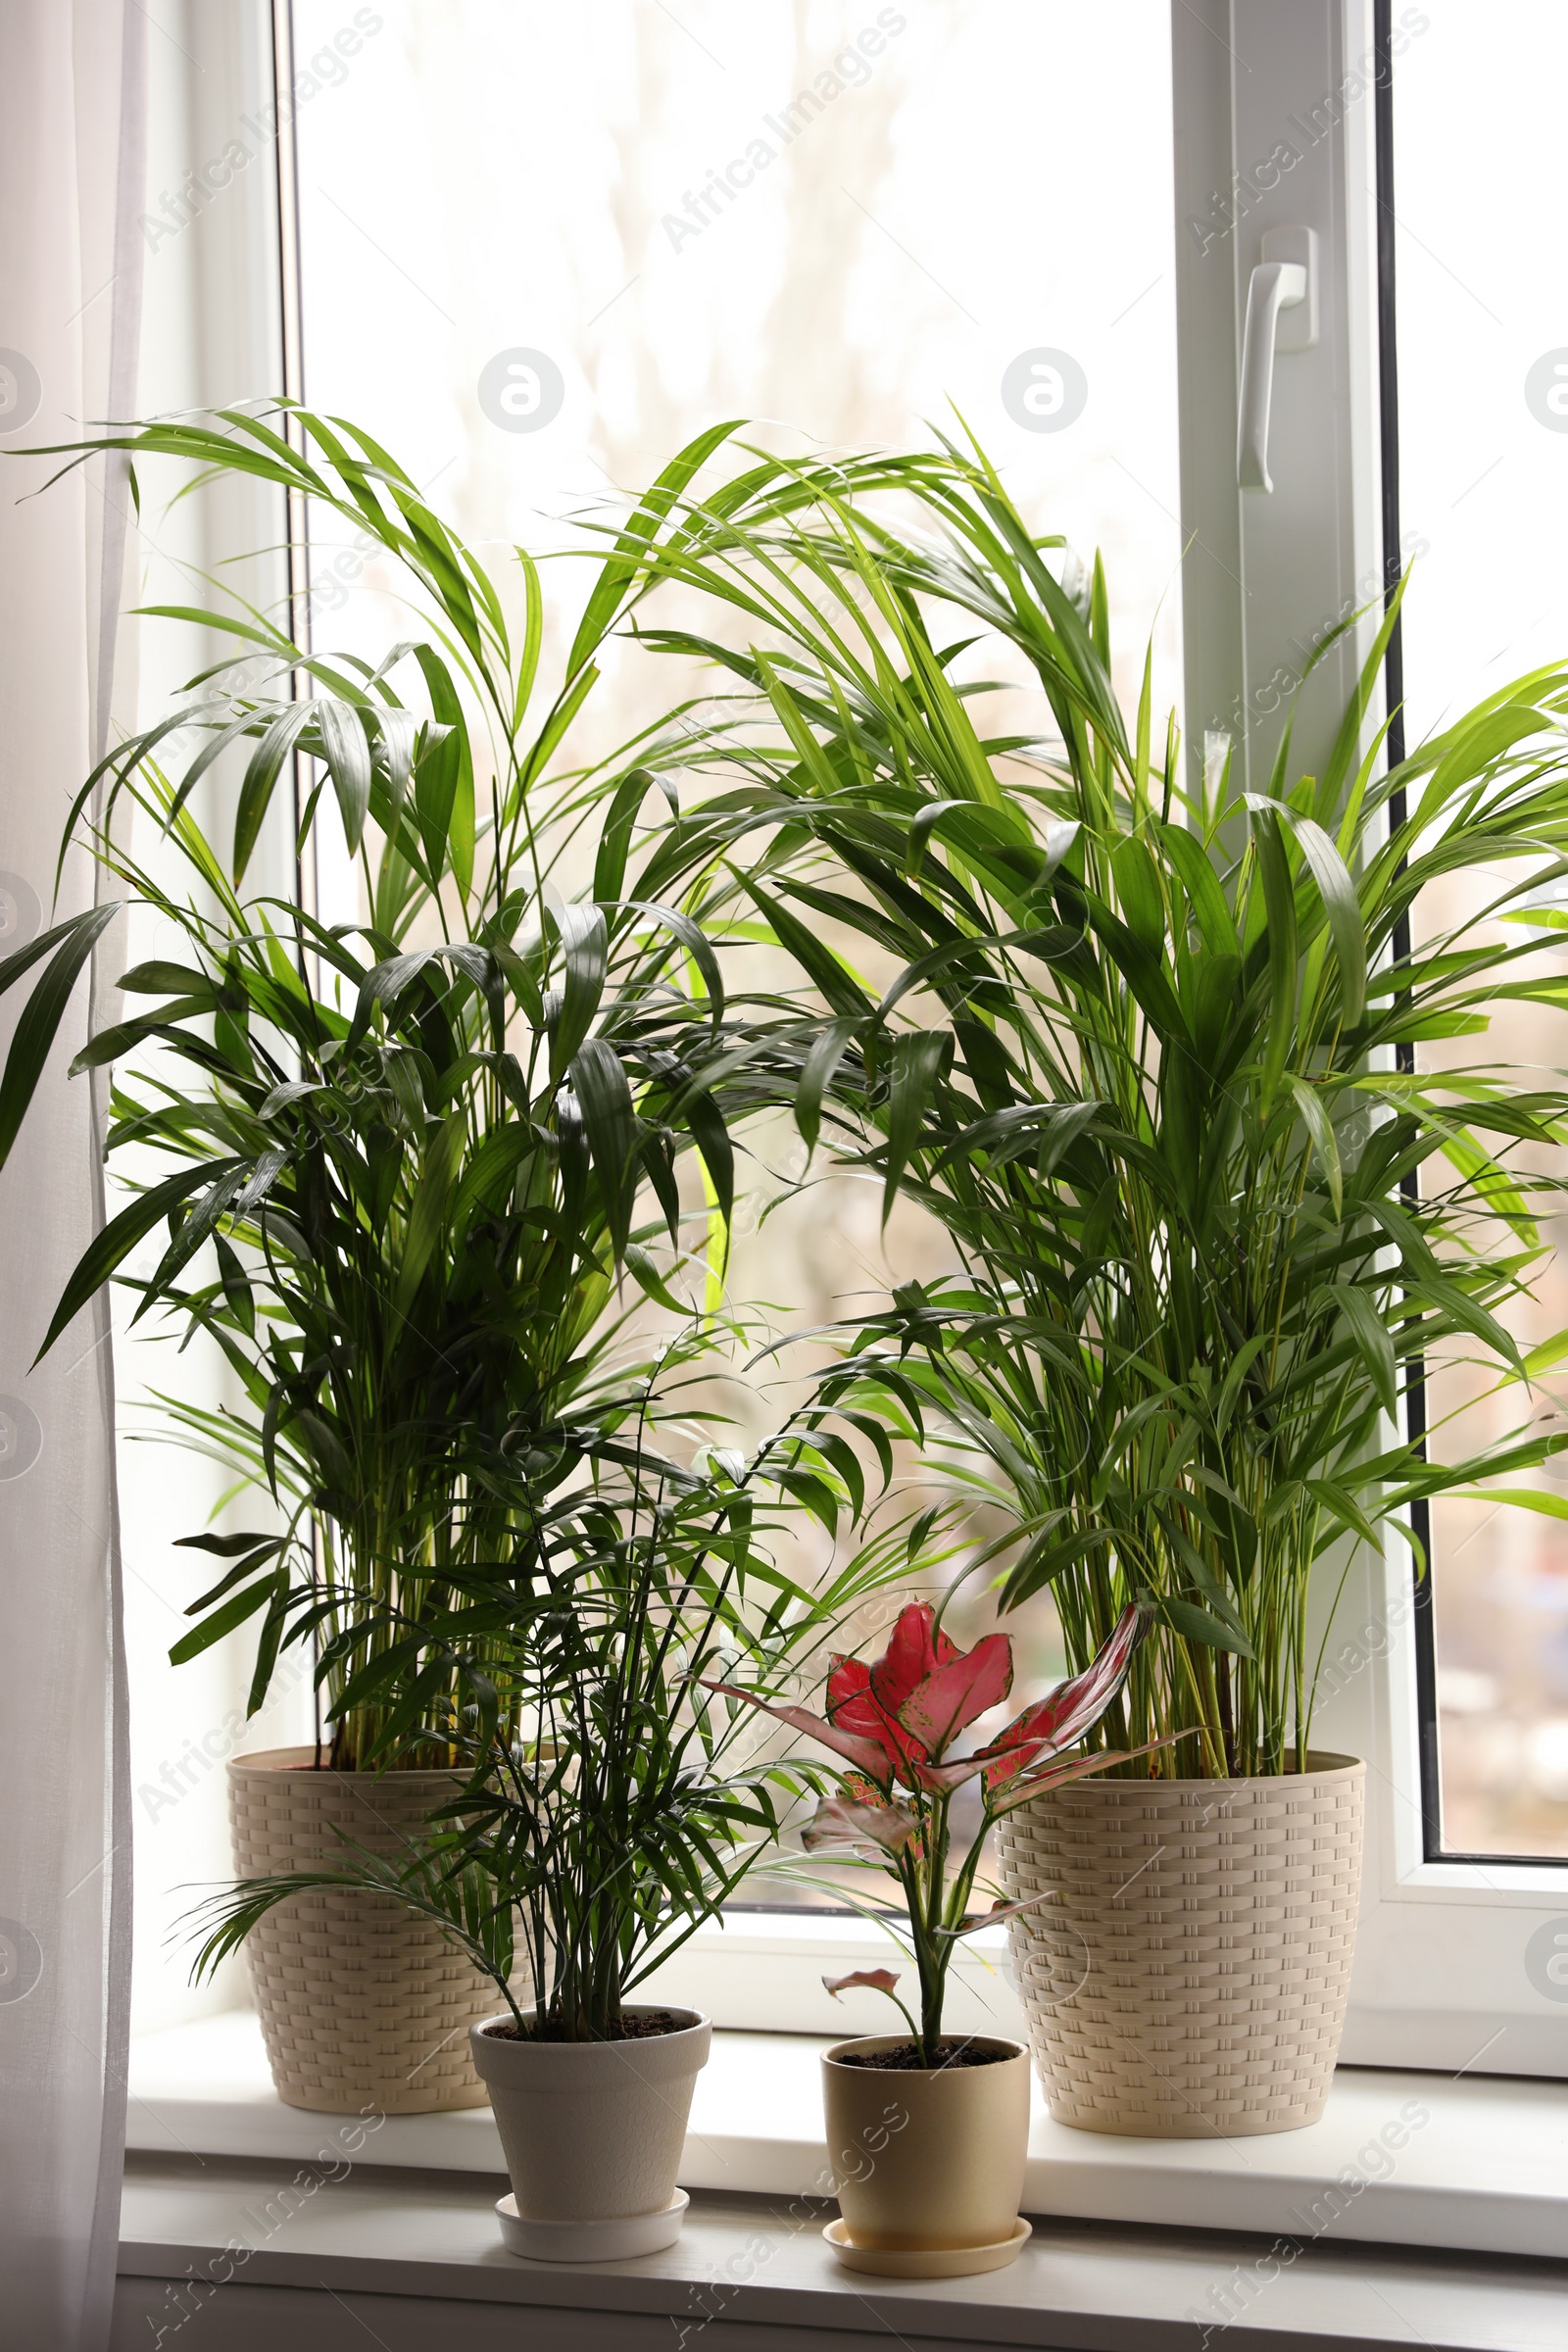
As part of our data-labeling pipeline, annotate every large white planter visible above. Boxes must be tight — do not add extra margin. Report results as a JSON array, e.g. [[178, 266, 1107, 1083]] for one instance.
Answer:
[[997, 1752, 1365, 2137], [227, 1745, 501, 2114], [470, 2004, 710, 2259]]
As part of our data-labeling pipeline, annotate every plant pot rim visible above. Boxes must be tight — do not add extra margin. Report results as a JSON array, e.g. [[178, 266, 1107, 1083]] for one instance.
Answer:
[[469, 2005, 712, 2091], [228, 1743, 464, 1783], [1014, 1749, 1365, 1795], [823, 2031, 1027, 2071], [477, 2003, 708, 2047]]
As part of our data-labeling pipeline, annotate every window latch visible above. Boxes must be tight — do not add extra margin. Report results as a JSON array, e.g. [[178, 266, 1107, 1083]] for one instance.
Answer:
[[1237, 228, 1318, 492]]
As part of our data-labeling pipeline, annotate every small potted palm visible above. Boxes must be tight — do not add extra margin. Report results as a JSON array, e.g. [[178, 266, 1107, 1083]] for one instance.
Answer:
[[707, 1599, 1152, 2275], [188, 1409, 914, 2257]]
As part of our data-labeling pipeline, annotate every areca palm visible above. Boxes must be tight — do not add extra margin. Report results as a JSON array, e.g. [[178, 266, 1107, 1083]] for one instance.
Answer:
[[628, 434, 1568, 1774], [25, 406, 849, 1765]]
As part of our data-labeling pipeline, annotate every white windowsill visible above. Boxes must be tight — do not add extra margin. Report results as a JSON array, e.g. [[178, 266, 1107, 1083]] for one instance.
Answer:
[[119, 2165, 1567, 2352], [126, 2008, 1568, 2262]]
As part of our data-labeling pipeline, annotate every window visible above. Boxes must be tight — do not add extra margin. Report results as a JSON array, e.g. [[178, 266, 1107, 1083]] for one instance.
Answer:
[[1385, 3, 1568, 1867], [123, 0, 1567, 2076], [1167, 0, 1566, 2080]]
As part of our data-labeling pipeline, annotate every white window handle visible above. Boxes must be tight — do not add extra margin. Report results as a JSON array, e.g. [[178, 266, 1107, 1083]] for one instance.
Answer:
[[1237, 228, 1317, 493]]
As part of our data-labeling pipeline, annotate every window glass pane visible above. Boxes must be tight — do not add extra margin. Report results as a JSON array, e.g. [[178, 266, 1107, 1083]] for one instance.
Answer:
[[290, 1, 1180, 720], [286, 0, 1180, 1899], [1392, 2, 1568, 1858]]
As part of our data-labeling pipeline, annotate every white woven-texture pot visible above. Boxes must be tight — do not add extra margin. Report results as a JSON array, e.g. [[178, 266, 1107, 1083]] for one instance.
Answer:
[[470, 2006, 710, 2222], [996, 1752, 1364, 2137], [228, 1745, 502, 2115]]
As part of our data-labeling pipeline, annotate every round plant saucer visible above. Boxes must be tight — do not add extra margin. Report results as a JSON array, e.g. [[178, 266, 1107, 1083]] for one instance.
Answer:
[[822, 2214, 1032, 2278], [496, 2188, 689, 2263]]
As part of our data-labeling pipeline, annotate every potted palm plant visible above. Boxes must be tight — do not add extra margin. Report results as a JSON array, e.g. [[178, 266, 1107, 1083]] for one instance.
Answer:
[[706, 1599, 1152, 2272], [632, 434, 1568, 2135], [28, 405, 811, 2111], [188, 1411, 915, 2257]]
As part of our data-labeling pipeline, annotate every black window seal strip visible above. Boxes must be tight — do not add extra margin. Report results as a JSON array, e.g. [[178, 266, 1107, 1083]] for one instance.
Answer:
[[1372, 0, 1444, 1866]]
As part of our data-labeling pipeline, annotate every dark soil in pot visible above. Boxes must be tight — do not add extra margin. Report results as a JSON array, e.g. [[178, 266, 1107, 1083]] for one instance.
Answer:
[[833, 2036, 1012, 2070], [483, 2009, 691, 2044]]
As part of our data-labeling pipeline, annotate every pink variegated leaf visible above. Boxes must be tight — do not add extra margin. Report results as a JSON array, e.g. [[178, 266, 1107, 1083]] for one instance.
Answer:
[[698, 1679, 892, 1782], [823, 1605, 962, 1784], [913, 1612, 1155, 1792], [801, 1794, 918, 1855], [906, 1749, 999, 1793], [981, 1603, 1149, 1786], [828, 1659, 929, 1782], [897, 1632, 1013, 1760], [826, 1652, 873, 1715], [823, 1968, 902, 2000], [984, 1734, 1184, 1816], [868, 1602, 956, 1714], [939, 1889, 1058, 1938]]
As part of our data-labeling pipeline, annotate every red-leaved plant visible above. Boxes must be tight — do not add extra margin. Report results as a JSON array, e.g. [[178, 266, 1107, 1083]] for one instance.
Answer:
[[707, 1599, 1159, 2064]]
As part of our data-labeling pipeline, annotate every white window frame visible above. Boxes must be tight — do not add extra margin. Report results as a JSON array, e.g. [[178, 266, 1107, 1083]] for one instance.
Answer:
[[144, 0, 1565, 2074], [125, 0, 312, 2042], [1169, 0, 1567, 2079]]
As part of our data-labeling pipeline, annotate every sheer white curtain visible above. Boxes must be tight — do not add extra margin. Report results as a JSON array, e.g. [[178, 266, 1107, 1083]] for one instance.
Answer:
[[0, 3, 145, 2344]]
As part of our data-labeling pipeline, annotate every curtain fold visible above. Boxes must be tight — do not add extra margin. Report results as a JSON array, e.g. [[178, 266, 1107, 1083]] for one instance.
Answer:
[[0, 3, 144, 2344]]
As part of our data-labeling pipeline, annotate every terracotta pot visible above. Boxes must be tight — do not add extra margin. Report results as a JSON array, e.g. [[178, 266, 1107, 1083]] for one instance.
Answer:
[[470, 2006, 710, 2227], [227, 1744, 503, 2115], [997, 1751, 1365, 2137], [821, 2034, 1031, 2254]]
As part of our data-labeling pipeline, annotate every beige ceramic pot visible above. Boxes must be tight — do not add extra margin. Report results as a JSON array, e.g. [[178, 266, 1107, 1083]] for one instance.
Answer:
[[470, 2005, 710, 2229], [821, 2034, 1031, 2254], [997, 1752, 1365, 2137], [228, 1744, 502, 2115]]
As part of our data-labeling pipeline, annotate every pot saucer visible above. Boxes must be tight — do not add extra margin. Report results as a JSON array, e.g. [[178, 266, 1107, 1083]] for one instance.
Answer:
[[823, 2214, 1031, 2278], [497, 2188, 689, 2262]]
